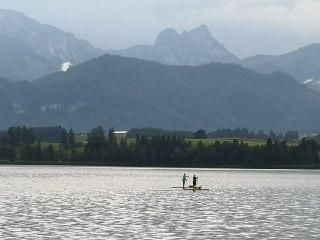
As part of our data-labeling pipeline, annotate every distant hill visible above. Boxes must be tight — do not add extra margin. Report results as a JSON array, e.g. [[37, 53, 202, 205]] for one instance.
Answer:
[[108, 24, 320, 92], [0, 9, 103, 80], [241, 44, 320, 91], [107, 25, 239, 66], [0, 54, 320, 133]]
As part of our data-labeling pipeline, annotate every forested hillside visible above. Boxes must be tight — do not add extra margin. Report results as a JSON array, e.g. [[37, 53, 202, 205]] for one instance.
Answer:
[[1, 54, 320, 132]]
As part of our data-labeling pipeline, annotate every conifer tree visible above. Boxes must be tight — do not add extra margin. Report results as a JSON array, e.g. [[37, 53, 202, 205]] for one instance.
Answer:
[[59, 127, 68, 149], [68, 128, 76, 148]]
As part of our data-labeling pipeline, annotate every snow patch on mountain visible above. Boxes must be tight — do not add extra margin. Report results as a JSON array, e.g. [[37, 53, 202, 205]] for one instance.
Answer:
[[13, 103, 24, 115], [40, 104, 63, 112], [304, 78, 314, 84], [61, 62, 72, 72], [67, 101, 85, 113]]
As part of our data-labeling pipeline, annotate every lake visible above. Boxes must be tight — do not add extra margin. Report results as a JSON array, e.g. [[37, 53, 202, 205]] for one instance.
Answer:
[[0, 166, 319, 239]]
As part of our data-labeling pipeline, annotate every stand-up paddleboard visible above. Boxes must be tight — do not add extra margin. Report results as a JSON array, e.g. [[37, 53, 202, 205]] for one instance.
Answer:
[[172, 186, 209, 191]]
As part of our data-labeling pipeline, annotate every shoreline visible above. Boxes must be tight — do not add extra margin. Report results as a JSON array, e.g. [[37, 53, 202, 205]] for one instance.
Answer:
[[0, 162, 319, 170]]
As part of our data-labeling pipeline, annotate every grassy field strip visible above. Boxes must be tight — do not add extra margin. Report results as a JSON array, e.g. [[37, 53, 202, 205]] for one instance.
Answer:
[[188, 138, 299, 146], [126, 138, 299, 147]]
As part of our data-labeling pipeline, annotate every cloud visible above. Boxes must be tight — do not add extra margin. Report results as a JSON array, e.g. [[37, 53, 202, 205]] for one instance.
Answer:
[[179, 0, 320, 37], [152, 0, 320, 57]]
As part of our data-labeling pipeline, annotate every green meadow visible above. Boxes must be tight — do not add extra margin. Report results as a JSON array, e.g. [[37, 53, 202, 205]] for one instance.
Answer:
[[126, 137, 299, 147], [187, 138, 299, 147]]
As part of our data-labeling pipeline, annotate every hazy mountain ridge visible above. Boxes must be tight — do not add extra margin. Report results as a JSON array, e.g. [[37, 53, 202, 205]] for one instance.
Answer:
[[0, 34, 54, 80], [108, 25, 239, 66], [0, 54, 320, 132], [0, 9, 320, 132], [108, 24, 320, 93], [241, 44, 320, 86], [0, 9, 104, 80], [2, 7, 319, 89]]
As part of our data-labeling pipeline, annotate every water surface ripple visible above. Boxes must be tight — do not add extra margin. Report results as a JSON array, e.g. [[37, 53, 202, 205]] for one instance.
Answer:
[[0, 166, 319, 239]]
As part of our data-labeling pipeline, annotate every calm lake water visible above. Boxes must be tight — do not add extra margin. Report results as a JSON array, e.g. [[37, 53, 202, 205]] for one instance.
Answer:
[[0, 166, 319, 239]]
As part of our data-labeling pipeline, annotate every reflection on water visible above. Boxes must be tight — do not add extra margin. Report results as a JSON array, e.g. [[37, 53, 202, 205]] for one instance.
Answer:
[[0, 166, 320, 239]]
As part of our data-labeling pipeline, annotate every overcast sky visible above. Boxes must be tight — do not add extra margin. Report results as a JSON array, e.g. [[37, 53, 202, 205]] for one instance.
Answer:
[[1, 0, 320, 58]]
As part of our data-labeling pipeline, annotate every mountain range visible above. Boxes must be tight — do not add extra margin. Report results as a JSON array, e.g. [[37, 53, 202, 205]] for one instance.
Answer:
[[241, 44, 320, 91], [108, 25, 320, 92], [107, 24, 320, 92], [107, 24, 239, 66], [2, 8, 320, 88], [1, 9, 320, 132], [0, 9, 103, 80], [1, 54, 320, 132]]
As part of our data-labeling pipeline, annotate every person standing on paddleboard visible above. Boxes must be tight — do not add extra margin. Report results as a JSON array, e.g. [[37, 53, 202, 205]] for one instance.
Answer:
[[193, 175, 198, 188], [182, 173, 189, 189]]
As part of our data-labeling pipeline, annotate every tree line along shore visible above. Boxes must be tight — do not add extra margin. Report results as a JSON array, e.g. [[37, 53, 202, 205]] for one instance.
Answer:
[[0, 126, 319, 169]]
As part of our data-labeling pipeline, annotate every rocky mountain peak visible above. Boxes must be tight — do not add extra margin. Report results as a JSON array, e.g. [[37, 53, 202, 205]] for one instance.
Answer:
[[110, 24, 239, 65], [189, 24, 211, 38], [0, 8, 103, 81], [155, 28, 181, 46]]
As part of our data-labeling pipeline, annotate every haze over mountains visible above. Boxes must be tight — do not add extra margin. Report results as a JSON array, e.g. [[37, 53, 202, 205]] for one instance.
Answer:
[[1, 9, 320, 132], [1, 54, 320, 132], [108, 24, 320, 92], [0, 9, 103, 80], [107, 25, 239, 66], [242, 44, 320, 91], [1, 7, 320, 87]]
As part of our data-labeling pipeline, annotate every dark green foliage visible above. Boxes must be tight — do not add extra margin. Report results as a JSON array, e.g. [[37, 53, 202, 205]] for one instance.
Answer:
[[35, 142, 43, 162], [85, 126, 107, 162], [208, 128, 281, 139], [32, 127, 62, 142], [19, 145, 33, 162], [22, 126, 35, 144], [108, 128, 117, 147], [129, 127, 292, 140], [0, 126, 319, 169], [59, 127, 77, 149], [87, 126, 106, 152], [59, 127, 69, 149], [128, 128, 194, 138], [0, 145, 16, 161], [44, 144, 58, 163], [209, 128, 256, 139], [194, 129, 207, 139], [79, 130, 319, 168], [285, 131, 299, 140], [19, 142, 44, 163], [7, 127, 21, 146], [68, 129, 76, 148], [0, 126, 34, 146]]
